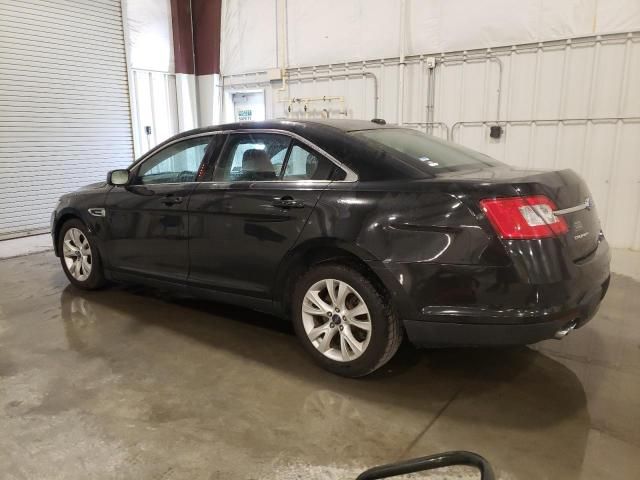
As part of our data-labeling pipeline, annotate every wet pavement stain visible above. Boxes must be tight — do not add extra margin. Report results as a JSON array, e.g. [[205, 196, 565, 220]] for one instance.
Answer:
[[0, 252, 639, 479]]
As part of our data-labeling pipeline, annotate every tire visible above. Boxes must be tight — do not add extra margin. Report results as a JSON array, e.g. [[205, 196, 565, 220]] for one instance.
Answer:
[[57, 219, 106, 290], [291, 263, 402, 377]]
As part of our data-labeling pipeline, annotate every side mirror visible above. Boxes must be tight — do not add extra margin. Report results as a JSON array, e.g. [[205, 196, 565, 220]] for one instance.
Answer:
[[107, 169, 130, 186]]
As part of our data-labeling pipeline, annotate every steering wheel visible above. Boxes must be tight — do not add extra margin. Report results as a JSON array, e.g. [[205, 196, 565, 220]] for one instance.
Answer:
[[176, 170, 195, 182]]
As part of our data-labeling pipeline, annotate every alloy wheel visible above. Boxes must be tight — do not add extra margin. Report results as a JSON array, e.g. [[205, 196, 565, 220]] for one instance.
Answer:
[[301, 279, 372, 362], [62, 228, 92, 282]]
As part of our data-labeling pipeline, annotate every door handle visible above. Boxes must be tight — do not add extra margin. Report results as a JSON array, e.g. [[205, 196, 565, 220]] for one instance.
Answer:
[[161, 195, 183, 206], [273, 196, 305, 209]]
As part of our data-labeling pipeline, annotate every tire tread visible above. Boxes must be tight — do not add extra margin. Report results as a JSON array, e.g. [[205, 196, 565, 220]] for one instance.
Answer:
[[367, 286, 403, 375]]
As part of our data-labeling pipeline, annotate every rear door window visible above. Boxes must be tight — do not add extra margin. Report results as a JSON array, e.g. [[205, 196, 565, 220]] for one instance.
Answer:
[[213, 133, 291, 182]]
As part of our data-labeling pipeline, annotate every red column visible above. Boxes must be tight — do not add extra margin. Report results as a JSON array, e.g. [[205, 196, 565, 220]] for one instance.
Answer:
[[192, 0, 222, 75], [170, 0, 195, 74], [170, 0, 221, 75]]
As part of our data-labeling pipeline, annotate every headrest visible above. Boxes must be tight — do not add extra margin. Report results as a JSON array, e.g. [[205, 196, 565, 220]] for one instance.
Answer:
[[242, 149, 273, 173]]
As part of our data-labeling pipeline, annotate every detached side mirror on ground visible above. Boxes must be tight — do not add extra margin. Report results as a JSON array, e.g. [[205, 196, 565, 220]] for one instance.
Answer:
[[107, 169, 130, 186]]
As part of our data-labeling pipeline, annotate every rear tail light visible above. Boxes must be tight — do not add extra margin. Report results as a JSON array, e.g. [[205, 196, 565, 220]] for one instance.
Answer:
[[480, 195, 568, 239]]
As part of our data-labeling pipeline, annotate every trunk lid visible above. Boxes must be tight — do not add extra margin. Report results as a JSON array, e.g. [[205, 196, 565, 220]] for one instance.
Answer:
[[440, 166, 601, 261]]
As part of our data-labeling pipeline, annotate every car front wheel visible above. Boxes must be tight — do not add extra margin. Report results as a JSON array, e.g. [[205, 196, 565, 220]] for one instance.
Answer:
[[58, 219, 106, 290], [292, 264, 402, 377]]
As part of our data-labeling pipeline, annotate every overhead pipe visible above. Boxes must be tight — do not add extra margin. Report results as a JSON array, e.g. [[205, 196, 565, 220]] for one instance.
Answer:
[[450, 116, 640, 143], [276, 0, 289, 104], [224, 30, 639, 125], [283, 71, 380, 118], [425, 57, 436, 133], [433, 53, 504, 122], [397, 0, 407, 125], [287, 95, 347, 118]]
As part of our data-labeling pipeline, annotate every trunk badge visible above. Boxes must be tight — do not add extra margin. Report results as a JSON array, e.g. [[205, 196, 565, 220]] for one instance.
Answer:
[[553, 197, 593, 216], [584, 197, 592, 211]]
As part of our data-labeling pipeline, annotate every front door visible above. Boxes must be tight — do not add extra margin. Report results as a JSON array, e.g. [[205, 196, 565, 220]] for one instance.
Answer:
[[103, 135, 214, 282], [188, 132, 344, 298]]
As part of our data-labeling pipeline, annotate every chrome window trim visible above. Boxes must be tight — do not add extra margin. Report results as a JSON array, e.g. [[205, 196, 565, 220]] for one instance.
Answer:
[[127, 128, 358, 187], [198, 179, 335, 186], [122, 179, 336, 188]]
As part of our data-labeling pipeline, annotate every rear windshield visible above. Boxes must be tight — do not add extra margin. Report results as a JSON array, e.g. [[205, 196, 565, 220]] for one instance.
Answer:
[[350, 128, 501, 173]]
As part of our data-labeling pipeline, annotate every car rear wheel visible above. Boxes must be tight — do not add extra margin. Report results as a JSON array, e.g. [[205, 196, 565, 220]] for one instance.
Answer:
[[292, 264, 402, 377], [58, 219, 105, 290]]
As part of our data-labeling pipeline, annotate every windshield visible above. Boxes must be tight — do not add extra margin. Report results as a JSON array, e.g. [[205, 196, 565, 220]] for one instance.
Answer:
[[351, 128, 502, 173]]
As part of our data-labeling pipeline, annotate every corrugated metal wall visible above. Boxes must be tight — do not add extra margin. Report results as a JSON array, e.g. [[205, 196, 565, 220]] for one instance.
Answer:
[[222, 31, 640, 250], [0, 0, 134, 239]]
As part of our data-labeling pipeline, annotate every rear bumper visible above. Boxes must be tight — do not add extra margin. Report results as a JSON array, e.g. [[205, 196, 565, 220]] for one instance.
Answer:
[[404, 274, 608, 346], [370, 235, 611, 347]]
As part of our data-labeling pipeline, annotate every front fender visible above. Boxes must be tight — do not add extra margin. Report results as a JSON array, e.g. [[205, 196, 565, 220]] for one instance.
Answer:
[[51, 190, 110, 256]]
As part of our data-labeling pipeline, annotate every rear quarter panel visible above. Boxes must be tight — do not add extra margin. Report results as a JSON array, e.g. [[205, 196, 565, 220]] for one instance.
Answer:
[[286, 180, 510, 319], [299, 180, 501, 266]]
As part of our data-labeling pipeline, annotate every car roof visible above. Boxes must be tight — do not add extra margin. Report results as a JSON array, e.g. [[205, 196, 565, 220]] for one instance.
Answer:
[[202, 118, 392, 133], [292, 119, 390, 132], [160, 119, 393, 140]]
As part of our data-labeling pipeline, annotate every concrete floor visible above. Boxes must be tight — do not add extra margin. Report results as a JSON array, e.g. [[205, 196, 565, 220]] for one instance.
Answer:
[[0, 252, 639, 480]]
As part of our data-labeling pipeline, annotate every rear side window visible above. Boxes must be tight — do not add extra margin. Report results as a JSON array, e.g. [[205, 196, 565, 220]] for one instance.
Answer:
[[282, 142, 343, 181], [351, 128, 501, 173], [213, 133, 290, 181]]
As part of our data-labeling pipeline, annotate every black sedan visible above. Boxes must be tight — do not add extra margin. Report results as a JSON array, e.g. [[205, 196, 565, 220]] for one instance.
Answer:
[[51, 119, 611, 377]]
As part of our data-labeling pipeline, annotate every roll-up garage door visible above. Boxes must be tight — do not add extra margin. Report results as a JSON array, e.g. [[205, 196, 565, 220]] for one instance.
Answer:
[[0, 0, 134, 239]]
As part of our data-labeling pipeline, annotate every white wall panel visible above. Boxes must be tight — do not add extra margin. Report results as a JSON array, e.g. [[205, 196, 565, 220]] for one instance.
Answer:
[[220, 0, 277, 75], [221, 0, 640, 75], [0, 0, 134, 239], [443, 35, 640, 250], [125, 0, 173, 72], [596, 0, 640, 33], [286, 0, 401, 68]]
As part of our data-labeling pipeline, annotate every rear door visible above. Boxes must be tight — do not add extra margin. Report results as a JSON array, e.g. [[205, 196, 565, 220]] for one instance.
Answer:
[[188, 132, 345, 298], [103, 135, 215, 282]]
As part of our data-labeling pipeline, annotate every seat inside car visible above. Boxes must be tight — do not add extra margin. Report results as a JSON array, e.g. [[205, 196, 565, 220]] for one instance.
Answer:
[[241, 149, 276, 180], [306, 152, 319, 178]]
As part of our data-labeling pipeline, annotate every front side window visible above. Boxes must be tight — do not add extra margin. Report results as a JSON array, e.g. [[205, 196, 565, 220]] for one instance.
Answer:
[[213, 133, 291, 181], [135, 136, 211, 185]]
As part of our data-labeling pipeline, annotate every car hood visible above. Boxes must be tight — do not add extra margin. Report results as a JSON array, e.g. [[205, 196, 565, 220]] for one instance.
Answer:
[[77, 181, 108, 191], [60, 181, 110, 201]]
